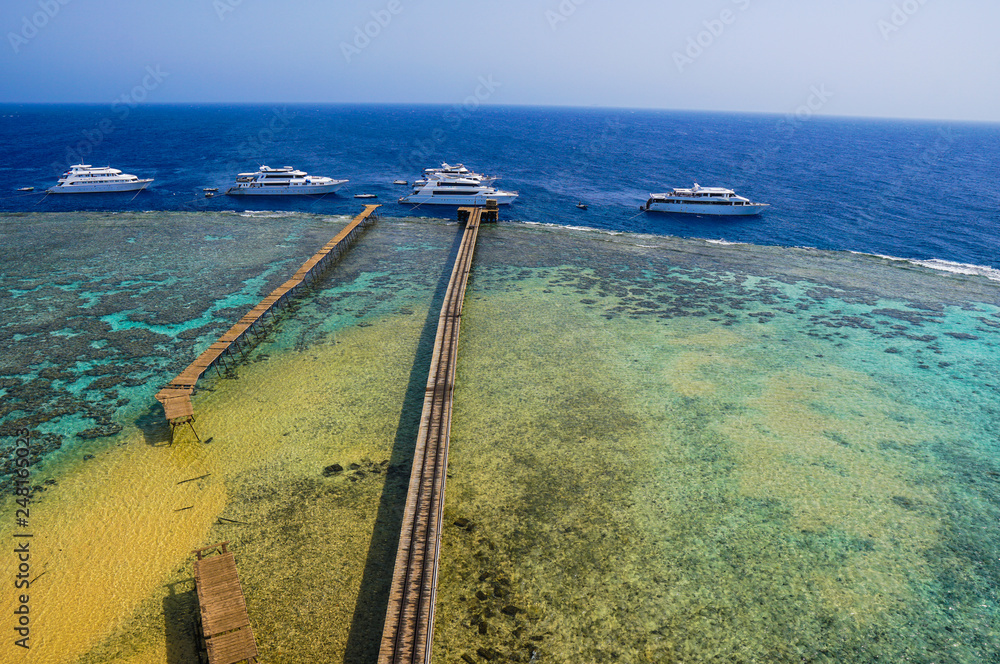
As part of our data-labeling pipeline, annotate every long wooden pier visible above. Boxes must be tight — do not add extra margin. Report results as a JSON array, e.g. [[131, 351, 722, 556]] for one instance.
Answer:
[[193, 541, 258, 664], [377, 207, 484, 664], [155, 205, 380, 437]]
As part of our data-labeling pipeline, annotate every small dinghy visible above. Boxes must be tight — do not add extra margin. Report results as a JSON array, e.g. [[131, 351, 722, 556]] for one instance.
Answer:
[[354, 194, 377, 199], [576, 202, 588, 210]]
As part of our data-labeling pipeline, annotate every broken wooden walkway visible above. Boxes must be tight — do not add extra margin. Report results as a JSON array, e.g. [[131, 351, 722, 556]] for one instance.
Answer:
[[193, 541, 258, 664]]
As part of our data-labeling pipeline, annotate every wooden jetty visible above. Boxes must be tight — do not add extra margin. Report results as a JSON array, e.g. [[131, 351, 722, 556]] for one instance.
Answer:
[[155, 205, 380, 439], [377, 207, 484, 664], [193, 541, 258, 664]]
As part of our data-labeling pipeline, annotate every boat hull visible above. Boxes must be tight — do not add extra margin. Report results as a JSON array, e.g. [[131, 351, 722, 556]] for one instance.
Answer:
[[643, 201, 768, 216], [47, 179, 153, 194], [399, 192, 517, 206], [226, 180, 347, 196]]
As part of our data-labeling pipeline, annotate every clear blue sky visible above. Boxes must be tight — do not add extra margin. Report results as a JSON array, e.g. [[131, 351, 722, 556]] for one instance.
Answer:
[[2, 0, 997, 122]]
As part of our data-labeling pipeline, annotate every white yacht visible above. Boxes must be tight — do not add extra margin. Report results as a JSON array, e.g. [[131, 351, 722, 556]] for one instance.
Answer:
[[399, 178, 518, 206], [642, 183, 768, 216], [422, 162, 496, 184], [226, 165, 347, 196], [47, 164, 153, 193]]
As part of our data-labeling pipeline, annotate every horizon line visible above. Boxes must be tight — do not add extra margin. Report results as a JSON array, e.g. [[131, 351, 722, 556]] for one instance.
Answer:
[[0, 101, 996, 127]]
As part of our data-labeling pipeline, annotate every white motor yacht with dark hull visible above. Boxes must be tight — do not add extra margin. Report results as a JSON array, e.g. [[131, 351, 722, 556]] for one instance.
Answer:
[[226, 165, 347, 196], [47, 164, 153, 193], [642, 183, 768, 216]]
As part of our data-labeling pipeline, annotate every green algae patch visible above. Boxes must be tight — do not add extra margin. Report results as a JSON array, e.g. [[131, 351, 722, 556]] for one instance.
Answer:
[[433, 252, 1000, 664], [436, 282, 651, 664]]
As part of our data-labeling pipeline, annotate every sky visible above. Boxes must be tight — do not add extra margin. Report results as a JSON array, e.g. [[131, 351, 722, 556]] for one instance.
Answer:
[[1, 0, 998, 122]]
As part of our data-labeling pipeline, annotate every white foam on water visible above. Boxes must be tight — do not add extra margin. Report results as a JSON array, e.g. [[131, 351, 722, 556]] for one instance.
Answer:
[[237, 210, 299, 219], [851, 251, 1000, 283]]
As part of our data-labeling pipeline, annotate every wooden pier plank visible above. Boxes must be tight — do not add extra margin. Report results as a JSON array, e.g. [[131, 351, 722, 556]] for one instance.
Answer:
[[206, 628, 259, 664], [193, 544, 258, 664], [378, 207, 483, 664]]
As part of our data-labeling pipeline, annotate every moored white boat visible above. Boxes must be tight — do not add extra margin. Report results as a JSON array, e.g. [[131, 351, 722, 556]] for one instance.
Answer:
[[399, 177, 518, 205], [225, 165, 347, 196], [422, 162, 496, 184], [47, 164, 153, 194], [642, 183, 768, 216]]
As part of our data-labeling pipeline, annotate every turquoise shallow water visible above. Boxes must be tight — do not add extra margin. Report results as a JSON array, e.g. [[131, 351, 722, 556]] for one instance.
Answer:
[[2, 212, 999, 662], [0, 211, 449, 485], [435, 223, 1000, 663]]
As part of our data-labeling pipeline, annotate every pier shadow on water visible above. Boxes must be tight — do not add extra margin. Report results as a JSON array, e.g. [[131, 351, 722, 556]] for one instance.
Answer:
[[136, 403, 176, 447], [163, 580, 200, 664], [342, 222, 466, 664]]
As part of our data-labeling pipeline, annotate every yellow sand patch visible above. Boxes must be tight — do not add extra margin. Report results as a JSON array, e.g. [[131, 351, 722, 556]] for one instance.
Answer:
[[669, 326, 745, 349], [726, 367, 938, 539], [0, 435, 225, 662], [667, 351, 742, 397], [0, 311, 426, 663], [721, 366, 943, 621]]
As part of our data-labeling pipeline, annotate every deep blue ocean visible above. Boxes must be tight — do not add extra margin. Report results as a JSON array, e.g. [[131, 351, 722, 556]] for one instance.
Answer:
[[2, 104, 999, 270]]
